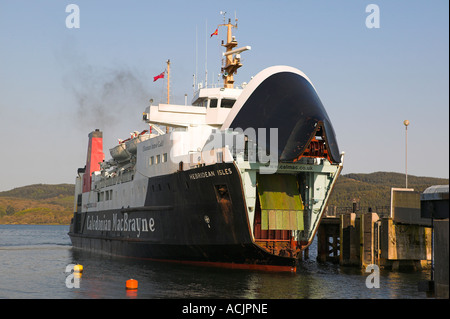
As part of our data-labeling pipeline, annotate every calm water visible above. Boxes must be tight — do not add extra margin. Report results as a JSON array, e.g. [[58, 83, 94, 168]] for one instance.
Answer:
[[0, 224, 431, 300]]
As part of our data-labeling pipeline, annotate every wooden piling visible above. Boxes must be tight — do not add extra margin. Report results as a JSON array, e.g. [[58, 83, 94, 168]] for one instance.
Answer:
[[361, 213, 379, 268], [339, 213, 360, 266], [317, 218, 340, 263]]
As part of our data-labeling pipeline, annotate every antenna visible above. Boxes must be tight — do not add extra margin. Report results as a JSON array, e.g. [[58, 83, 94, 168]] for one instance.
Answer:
[[205, 19, 208, 88], [195, 25, 198, 93], [219, 15, 246, 88], [220, 11, 227, 23]]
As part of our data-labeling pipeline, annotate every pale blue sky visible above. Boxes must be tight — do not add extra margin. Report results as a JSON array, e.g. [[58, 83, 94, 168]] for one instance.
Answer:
[[0, 0, 448, 191]]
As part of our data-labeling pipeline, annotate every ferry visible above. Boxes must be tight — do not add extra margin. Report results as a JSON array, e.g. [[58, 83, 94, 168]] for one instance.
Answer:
[[69, 17, 344, 272]]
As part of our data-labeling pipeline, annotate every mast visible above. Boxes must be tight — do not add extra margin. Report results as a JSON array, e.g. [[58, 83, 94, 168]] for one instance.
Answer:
[[166, 59, 171, 134], [219, 18, 251, 88], [166, 59, 171, 104]]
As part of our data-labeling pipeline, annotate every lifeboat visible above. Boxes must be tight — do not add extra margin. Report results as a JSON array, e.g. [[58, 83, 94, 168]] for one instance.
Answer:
[[109, 130, 150, 162]]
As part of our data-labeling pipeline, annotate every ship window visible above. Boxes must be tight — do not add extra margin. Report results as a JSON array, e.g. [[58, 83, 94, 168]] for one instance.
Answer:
[[149, 156, 154, 166], [220, 99, 235, 108], [194, 98, 208, 107], [209, 98, 218, 108], [156, 154, 161, 164], [193, 98, 202, 107], [162, 153, 168, 163]]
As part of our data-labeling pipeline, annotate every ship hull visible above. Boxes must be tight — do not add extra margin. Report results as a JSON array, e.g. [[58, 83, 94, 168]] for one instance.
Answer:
[[69, 162, 297, 272], [69, 236, 297, 272]]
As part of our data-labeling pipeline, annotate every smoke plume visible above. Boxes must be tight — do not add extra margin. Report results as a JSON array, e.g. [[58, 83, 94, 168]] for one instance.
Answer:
[[68, 65, 152, 130]]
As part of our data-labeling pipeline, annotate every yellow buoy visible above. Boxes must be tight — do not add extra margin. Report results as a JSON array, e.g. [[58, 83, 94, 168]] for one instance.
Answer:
[[74, 264, 83, 273], [126, 279, 138, 290]]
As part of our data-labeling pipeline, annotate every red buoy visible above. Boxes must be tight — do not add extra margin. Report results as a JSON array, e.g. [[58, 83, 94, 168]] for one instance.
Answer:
[[126, 279, 138, 290]]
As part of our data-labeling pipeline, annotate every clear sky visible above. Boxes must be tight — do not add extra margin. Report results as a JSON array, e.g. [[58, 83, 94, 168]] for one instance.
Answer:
[[0, 0, 448, 191]]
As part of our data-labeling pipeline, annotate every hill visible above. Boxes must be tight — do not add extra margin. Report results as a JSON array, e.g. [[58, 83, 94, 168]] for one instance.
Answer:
[[0, 172, 448, 224], [0, 184, 75, 225], [0, 184, 74, 200], [328, 171, 449, 213]]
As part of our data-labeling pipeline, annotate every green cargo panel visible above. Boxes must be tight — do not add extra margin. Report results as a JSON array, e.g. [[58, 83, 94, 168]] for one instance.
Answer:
[[296, 210, 304, 230], [261, 210, 268, 230], [261, 210, 304, 230], [268, 210, 276, 229], [257, 174, 304, 231], [257, 174, 303, 210]]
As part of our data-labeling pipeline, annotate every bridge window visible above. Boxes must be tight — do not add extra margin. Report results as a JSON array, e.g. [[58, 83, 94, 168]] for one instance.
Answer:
[[209, 98, 218, 108], [220, 99, 235, 108], [193, 98, 208, 107]]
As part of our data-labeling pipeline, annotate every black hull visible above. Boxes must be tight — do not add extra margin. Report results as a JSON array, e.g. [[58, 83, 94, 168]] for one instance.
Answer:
[[69, 162, 297, 272]]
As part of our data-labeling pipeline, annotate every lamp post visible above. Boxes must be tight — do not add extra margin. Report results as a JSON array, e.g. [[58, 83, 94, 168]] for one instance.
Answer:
[[403, 120, 410, 188]]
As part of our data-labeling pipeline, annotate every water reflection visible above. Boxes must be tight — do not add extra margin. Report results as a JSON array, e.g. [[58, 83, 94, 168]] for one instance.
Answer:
[[68, 248, 430, 299]]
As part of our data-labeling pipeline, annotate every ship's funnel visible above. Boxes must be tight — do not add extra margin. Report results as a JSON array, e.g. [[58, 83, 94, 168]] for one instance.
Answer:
[[82, 129, 104, 193]]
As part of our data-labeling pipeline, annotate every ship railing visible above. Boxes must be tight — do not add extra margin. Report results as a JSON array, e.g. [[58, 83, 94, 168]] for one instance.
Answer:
[[325, 205, 390, 218], [94, 170, 135, 190], [187, 146, 234, 168]]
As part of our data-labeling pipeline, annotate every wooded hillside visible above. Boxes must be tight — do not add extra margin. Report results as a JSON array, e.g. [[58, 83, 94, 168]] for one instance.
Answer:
[[0, 184, 75, 224], [328, 171, 448, 212]]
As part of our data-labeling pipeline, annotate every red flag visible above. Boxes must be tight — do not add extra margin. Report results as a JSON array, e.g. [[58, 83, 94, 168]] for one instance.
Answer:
[[153, 71, 165, 82], [210, 28, 218, 38]]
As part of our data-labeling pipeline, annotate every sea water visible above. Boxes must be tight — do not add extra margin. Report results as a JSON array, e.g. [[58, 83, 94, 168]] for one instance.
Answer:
[[0, 224, 431, 300]]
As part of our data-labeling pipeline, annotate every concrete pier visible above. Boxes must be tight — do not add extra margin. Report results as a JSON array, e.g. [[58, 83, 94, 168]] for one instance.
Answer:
[[316, 185, 448, 298], [420, 185, 449, 298], [434, 219, 449, 298], [318, 212, 431, 270], [379, 218, 431, 270]]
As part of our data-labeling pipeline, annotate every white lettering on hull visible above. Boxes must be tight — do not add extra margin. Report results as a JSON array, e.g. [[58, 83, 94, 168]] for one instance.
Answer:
[[189, 168, 232, 180], [86, 213, 155, 238]]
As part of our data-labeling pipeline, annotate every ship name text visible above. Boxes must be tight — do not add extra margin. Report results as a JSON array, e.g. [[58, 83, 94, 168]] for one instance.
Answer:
[[86, 213, 155, 237], [189, 168, 232, 180], [143, 140, 164, 152]]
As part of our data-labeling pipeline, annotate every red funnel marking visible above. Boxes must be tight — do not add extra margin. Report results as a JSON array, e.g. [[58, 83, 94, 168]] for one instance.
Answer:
[[82, 130, 104, 193]]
